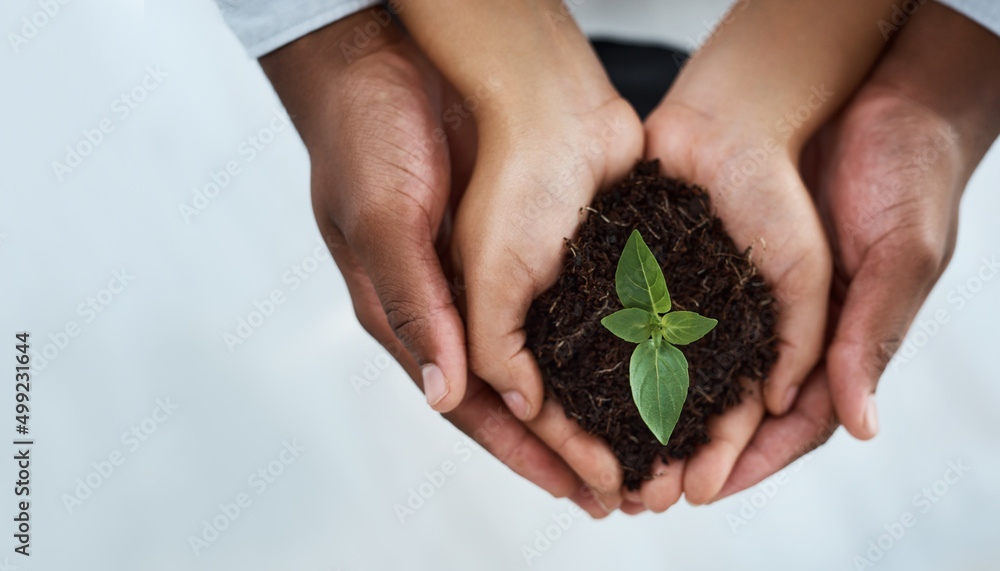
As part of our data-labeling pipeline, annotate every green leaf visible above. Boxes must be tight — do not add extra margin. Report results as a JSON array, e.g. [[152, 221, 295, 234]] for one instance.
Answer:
[[629, 339, 689, 445], [601, 308, 655, 343], [660, 311, 718, 345], [615, 230, 671, 314]]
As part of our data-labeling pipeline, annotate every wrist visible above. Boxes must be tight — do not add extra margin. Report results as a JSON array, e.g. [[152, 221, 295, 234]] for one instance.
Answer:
[[662, 0, 900, 153], [259, 9, 406, 145], [394, 0, 617, 128], [261, 8, 404, 73], [864, 2, 1000, 167]]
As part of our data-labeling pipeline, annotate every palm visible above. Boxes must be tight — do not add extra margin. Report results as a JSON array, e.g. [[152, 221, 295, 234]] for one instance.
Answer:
[[805, 89, 961, 436], [308, 38, 619, 516], [715, 88, 968, 499], [640, 102, 833, 507], [448, 89, 646, 511], [306, 39, 466, 394]]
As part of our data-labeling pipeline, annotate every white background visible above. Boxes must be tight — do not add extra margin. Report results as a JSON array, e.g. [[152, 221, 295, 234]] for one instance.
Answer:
[[1, 1, 998, 570]]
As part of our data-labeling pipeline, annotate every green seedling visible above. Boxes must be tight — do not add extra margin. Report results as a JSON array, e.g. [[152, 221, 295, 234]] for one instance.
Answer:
[[601, 230, 718, 445]]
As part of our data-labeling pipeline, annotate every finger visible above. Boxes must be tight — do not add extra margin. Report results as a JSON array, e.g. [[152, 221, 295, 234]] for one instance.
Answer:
[[321, 228, 415, 375], [827, 234, 941, 439], [444, 377, 584, 500], [683, 376, 766, 505], [312, 53, 471, 413], [527, 398, 624, 511], [571, 485, 615, 519], [451, 122, 641, 422], [639, 457, 685, 513], [317, 218, 459, 413], [569, 485, 614, 519], [620, 500, 647, 516], [757, 189, 833, 418], [329, 177, 469, 414], [714, 367, 837, 501], [454, 202, 563, 422], [337, 179, 621, 517], [644, 140, 830, 419], [326, 241, 587, 500], [622, 487, 642, 504]]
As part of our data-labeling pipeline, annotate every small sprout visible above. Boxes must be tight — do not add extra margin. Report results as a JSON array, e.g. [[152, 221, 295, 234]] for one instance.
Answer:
[[601, 230, 718, 445]]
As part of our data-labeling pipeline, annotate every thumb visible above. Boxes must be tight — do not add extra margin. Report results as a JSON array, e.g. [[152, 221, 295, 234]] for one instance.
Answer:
[[324, 159, 466, 412], [454, 218, 556, 422], [827, 234, 943, 440], [337, 201, 468, 413], [450, 161, 586, 422]]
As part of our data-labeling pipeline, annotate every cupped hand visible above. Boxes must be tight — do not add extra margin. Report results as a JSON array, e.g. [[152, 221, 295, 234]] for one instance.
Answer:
[[379, 0, 648, 512], [446, 48, 646, 513], [452, 97, 646, 510], [637, 101, 833, 509], [809, 3, 1000, 442], [261, 14, 470, 414], [715, 2, 1000, 499], [710, 87, 968, 498], [260, 12, 610, 517]]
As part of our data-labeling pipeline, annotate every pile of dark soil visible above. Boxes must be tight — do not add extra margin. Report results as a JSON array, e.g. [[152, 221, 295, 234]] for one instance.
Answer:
[[525, 160, 778, 490]]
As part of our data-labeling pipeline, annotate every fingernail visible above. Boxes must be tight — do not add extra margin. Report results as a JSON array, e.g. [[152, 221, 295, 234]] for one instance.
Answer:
[[501, 391, 530, 420], [782, 386, 800, 413], [863, 395, 879, 438], [422, 363, 449, 407], [569, 487, 606, 518], [592, 488, 613, 514]]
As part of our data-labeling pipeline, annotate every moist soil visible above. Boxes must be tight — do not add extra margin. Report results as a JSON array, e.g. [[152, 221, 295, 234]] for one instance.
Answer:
[[525, 160, 778, 490]]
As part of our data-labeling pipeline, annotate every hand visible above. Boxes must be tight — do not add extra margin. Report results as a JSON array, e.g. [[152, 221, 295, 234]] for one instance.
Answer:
[[451, 88, 645, 513], [715, 2, 1000, 498], [710, 85, 966, 499], [627, 0, 919, 512], [393, 0, 646, 511], [635, 101, 833, 511], [259, 11, 610, 516]]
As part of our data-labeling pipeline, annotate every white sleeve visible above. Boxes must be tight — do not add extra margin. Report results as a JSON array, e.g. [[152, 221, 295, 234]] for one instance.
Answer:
[[935, 0, 1000, 38], [214, 0, 382, 58]]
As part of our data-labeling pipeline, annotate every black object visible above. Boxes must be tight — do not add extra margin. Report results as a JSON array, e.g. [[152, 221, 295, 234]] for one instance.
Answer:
[[591, 39, 689, 120]]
